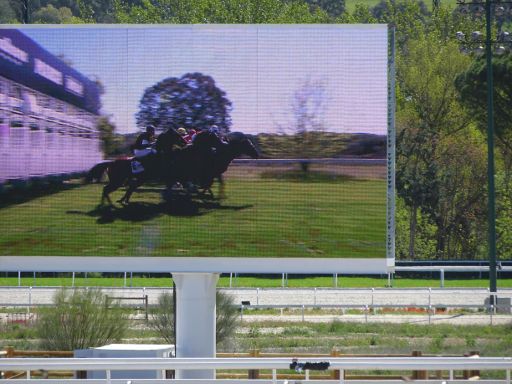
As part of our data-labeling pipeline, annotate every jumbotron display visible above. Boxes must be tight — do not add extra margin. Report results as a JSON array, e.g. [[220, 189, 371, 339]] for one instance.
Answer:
[[0, 25, 393, 262]]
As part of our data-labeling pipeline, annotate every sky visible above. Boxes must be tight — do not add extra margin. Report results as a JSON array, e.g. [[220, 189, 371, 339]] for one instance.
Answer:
[[21, 25, 389, 135]]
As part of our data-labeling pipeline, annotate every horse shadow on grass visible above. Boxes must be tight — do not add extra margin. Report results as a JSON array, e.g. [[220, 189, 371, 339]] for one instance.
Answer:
[[67, 197, 253, 224]]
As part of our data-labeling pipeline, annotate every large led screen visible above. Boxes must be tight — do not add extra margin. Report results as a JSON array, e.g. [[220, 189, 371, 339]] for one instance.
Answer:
[[0, 25, 393, 261]]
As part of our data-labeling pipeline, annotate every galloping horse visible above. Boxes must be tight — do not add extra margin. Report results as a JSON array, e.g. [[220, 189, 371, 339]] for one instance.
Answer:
[[85, 128, 187, 205], [197, 132, 259, 198]]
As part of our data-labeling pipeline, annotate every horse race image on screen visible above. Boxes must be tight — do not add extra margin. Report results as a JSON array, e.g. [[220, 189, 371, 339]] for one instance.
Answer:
[[0, 25, 393, 260]]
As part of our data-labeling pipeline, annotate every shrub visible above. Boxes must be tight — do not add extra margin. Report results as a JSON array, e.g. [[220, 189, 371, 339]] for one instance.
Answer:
[[216, 291, 239, 345], [149, 290, 239, 345], [36, 288, 128, 350], [148, 291, 175, 344]]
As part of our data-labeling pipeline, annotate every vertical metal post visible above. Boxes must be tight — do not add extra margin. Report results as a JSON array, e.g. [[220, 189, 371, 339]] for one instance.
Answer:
[[28, 286, 32, 315], [440, 269, 445, 288], [485, 0, 498, 307], [314, 288, 317, 305], [281, 273, 285, 288], [334, 273, 338, 287], [72, 272, 75, 287], [229, 273, 233, 287], [123, 272, 127, 287], [18, 271, 21, 287], [339, 368, 345, 383], [256, 288, 259, 306]]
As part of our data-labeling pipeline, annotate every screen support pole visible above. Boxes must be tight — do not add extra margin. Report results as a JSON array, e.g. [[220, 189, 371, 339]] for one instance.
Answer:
[[173, 272, 219, 379]]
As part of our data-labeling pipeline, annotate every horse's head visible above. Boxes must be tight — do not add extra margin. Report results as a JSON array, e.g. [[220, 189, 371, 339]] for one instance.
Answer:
[[192, 130, 224, 150], [155, 128, 187, 152], [227, 132, 259, 159]]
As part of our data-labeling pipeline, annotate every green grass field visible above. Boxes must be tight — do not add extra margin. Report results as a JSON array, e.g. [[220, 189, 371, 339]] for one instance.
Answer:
[[0, 174, 386, 258], [0, 275, 510, 288]]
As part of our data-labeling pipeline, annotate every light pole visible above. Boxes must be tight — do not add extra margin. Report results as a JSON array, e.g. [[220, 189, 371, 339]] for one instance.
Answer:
[[456, 0, 512, 307]]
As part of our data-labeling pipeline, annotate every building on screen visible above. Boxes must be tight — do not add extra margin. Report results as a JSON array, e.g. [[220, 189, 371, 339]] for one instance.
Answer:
[[0, 29, 102, 182]]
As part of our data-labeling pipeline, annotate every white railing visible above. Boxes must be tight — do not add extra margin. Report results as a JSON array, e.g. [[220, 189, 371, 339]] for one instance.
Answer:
[[0, 356, 511, 383]]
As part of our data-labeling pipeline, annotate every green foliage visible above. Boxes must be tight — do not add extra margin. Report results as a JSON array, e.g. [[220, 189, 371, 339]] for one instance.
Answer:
[[304, 0, 345, 17], [36, 288, 128, 350], [455, 54, 512, 179], [113, 0, 330, 24], [149, 290, 239, 345], [0, 0, 17, 22], [137, 73, 232, 134], [496, 172, 512, 260], [216, 291, 239, 345], [148, 291, 175, 343], [97, 116, 122, 156], [32, 4, 76, 23]]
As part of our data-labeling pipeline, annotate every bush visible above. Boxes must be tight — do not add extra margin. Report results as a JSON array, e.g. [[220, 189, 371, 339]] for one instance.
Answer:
[[36, 288, 128, 350], [149, 290, 239, 345], [215, 291, 239, 346], [148, 291, 175, 344]]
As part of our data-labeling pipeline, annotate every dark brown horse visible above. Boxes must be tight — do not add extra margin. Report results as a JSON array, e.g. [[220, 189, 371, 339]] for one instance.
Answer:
[[197, 132, 259, 198], [86, 128, 188, 205]]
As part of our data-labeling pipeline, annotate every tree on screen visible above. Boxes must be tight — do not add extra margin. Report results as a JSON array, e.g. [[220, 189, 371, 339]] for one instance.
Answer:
[[136, 72, 232, 134]]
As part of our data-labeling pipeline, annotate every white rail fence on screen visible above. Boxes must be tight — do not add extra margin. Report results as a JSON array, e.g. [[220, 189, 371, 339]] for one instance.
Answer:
[[0, 356, 511, 384]]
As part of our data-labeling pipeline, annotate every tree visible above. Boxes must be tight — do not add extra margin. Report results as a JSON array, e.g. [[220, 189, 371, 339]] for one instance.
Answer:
[[290, 78, 327, 171], [97, 116, 121, 156], [455, 54, 512, 180], [396, 33, 487, 259], [136, 72, 232, 134], [114, 0, 329, 24], [0, 0, 17, 22], [36, 288, 128, 350], [32, 4, 74, 23], [303, 0, 344, 18], [148, 291, 174, 344]]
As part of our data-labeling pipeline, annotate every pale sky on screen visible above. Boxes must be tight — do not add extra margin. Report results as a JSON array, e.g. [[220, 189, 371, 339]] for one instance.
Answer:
[[22, 25, 388, 135]]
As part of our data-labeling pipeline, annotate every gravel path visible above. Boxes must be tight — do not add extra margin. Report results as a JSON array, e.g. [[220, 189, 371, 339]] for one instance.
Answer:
[[1, 286, 511, 309]]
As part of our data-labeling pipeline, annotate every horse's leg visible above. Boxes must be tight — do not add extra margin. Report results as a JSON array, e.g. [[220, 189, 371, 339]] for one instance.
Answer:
[[119, 177, 144, 204], [218, 175, 226, 200], [102, 182, 117, 206]]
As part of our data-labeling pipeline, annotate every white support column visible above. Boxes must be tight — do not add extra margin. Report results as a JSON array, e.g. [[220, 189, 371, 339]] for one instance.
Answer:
[[173, 272, 219, 380]]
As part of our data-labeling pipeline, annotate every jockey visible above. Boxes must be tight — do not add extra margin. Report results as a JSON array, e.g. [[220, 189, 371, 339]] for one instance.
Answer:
[[177, 127, 193, 145], [131, 125, 156, 174], [133, 125, 156, 157]]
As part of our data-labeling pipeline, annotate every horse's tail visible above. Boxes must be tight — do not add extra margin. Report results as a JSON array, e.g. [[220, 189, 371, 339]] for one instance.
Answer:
[[84, 161, 113, 184]]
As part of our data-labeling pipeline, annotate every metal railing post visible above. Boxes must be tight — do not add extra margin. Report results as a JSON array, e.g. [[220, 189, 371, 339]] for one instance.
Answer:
[[27, 286, 32, 316], [256, 288, 259, 306]]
